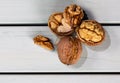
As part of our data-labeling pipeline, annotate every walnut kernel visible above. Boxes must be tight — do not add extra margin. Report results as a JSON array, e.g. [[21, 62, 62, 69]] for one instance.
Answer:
[[76, 20, 105, 46], [63, 4, 84, 28], [33, 35, 54, 50]]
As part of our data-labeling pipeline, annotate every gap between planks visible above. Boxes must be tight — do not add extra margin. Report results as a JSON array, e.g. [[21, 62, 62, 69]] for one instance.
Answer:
[[0, 23, 120, 26]]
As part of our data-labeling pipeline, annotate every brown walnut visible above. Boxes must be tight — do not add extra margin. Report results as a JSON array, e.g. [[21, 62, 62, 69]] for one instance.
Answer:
[[48, 12, 74, 36], [57, 36, 82, 65], [76, 20, 105, 46], [33, 35, 54, 50], [63, 4, 84, 28]]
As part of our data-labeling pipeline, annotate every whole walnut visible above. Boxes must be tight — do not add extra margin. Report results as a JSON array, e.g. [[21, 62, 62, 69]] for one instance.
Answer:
[[48, 12, 74, 36], [76, 20, 105, 46], [63, 4, 84, 28], [57, 36, 82, 65]]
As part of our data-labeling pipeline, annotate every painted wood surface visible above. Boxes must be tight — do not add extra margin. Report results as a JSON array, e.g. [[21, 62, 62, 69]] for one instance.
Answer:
[[0, 0, 119, 72], [0, 0, 119, 23], [0, 75, 120, 83], [0, 26, 119, 72]]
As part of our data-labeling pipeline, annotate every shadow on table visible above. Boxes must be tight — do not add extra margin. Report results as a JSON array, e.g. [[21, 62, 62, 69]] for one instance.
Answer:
[[83, 7, 96, 20], [70, 45, 88, 68]]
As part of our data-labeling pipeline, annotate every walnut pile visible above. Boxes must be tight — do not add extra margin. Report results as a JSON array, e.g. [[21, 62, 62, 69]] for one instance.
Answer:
[[33, 4, 105, 65]]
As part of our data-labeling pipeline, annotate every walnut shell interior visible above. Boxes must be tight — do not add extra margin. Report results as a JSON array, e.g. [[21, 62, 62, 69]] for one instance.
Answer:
[[76, 20, 105, 46]]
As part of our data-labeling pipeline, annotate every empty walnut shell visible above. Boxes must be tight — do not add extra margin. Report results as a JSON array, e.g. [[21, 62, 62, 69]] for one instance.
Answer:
[[57, 36, 82, 65], [48, 12, 74, 36], [63, 4, 84, 28], [76, 20, 105, 46]]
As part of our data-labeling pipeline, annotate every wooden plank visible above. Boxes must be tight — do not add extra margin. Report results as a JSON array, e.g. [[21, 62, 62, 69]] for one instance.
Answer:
[[0, 0, 119, 23], [0, 75, 120, 83], [0, 26, 119, 72]]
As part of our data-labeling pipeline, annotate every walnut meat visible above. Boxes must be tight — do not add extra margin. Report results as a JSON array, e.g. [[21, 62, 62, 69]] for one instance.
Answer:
[[63, 4, 84, 28], [48, 12, 74, 36], [33, 35, 54, 50], [57, 36, 82, 65], [76, 20, 105, 46]]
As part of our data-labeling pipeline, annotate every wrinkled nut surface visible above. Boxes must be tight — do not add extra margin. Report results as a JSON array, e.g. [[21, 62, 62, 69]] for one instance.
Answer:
[[57, 36, 82, 65], [76, 20, 105, 46], [33, 35, 54, 50], [63, 4, 84, 28], [48, 12, 74, 36]]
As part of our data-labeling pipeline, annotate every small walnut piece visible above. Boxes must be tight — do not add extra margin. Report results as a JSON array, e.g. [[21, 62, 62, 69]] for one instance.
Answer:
[[48, 12, 74, 36], [63, 4, 84, 28], [57, 36, 82, 65], [33, 35, 54, 50], [76, 20, 105, 46]]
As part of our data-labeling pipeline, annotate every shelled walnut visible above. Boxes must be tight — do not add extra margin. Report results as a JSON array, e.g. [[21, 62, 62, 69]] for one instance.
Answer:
[[63, 4, 84, 28], [76, 20, 105, 46], [33, 35, 54, 50], [48, 12, 74, 36], [57, 36, 82, 65]]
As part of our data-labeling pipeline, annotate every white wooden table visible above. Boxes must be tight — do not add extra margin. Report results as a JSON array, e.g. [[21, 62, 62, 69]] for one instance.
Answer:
[[0, 0, 120, 72], [0, 75, 120, 83]]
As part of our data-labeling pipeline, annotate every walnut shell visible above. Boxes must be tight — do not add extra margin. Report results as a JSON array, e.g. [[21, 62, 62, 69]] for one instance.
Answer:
[[57, 36, 82, 65], [48, 12, 74, 36], [76, 20, 105, 46], [63, 4, 84, 28], [33, 35, 54, 50]]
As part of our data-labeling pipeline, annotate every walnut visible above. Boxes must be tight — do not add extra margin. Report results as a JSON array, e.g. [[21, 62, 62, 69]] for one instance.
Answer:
[[33, 35, 54, 50], [48, 12, 74, 36], [63, 4, 84, 28], [76, 20, 105, 46], [57, 36, 82, 65]]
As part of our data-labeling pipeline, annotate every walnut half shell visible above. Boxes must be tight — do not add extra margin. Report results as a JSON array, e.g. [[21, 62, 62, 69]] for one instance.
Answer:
[[57, 36, 82, 65], [48, 12, 74, 36], [76, 20, 105, 46]]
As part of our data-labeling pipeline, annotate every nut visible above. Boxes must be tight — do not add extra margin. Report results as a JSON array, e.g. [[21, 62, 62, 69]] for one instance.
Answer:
[[63, 4, 84, 28], [57, 36, 82, 65], [33, 35, 54, 50], [48, 12, 74, 36], [76, 20, 105, 46]]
